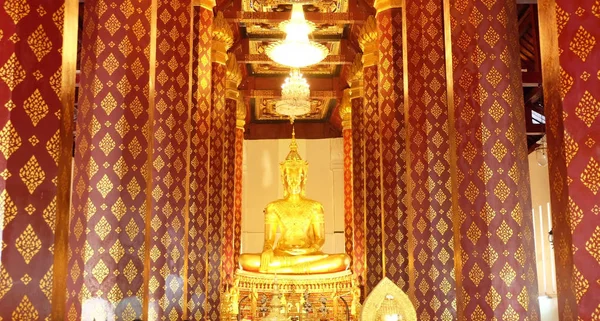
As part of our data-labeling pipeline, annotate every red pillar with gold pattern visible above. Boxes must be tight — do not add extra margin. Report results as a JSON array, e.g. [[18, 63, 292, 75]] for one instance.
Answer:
[[146, 0, 193, 319], [66, 0, 155, 319], [233, 93, 246, 271], [404, 0, 457, 319], [358, 17, 383, 295], [348, 55, 366, 289], [0, 0, 76, 319], [223, 52, 242, 284], [340, 89, 353, 257], [205, 11, 233, 320], [538, 0, 600, 319], [374, 0, 409, 291], [187, 1, 213, 319], [444, 0, 540, 319]]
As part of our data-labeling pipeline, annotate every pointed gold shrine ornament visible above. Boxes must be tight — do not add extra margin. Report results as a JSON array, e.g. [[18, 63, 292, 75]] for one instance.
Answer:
[[360, 277, 416, 321]]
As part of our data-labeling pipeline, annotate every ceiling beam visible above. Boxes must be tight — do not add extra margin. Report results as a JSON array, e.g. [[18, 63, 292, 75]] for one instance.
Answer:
[[223, 11, 369, 24], [236, 54, 353, 65], [244, 122, 342, 140], [242, 89, 341, 99], [241, 75, 345, 91]]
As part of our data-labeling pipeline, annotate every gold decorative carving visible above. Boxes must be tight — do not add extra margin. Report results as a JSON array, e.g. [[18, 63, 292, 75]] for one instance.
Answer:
[[254, 97, 329, 121], [347, 54, 364, 98], [226, 52, 242, 100], [373, 0, 403, 13], [212, 12, 234, 64], [340, 89, 352, 129], [237, 93, 247, 128], [358, 16, 378, 66], [360, 277, 416, 321], [193, 0, 216, 9]]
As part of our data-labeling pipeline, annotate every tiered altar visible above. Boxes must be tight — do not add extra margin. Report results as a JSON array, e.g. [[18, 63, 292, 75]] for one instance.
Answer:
[[222, 270, 360, 320]]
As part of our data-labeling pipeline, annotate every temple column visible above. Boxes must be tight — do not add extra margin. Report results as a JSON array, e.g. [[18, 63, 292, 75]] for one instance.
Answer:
[[340, 90, 353, 257], [233, 83, 247, 273], [405, 0, 457, 320], [205, 12, 233, 320], [146, 0, 193, 319], [374, 0, 409, 290], [0, 1, 77, 319], [222, 53, 242, 283], [348, 55, 366, 291], [187, 2, 213, 319], [358, 17, 384, 294], [538, 0, 600, 319], [404, 0, 457, 319], [66, 0, 156, 318], [444, 0, 540, 319]]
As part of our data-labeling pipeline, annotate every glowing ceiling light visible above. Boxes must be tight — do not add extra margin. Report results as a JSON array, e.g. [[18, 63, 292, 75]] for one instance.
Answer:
[[265, 3, 329, 68], [275, 69, 311, 118]]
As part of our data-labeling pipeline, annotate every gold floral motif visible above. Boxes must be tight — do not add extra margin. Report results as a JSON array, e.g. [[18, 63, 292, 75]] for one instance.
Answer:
[[499, 263, 516, 286], [0, 53, 26, 90], [42, 197, 56, 230], [109, 240, 125, 263], [39, 268, 52, 300], [585, 226, 600, 264], [580, 158, 600, 195], [19, 156, 45, 194], [0, 120, 21, 159], [27, 25, 52, 62], [3, 0, 30, 24], [95, 173, 113, 198], [94, 216, 111, 240], [0, 265, 12, 299], [123, 260, 137, 283], [15, 225, 42, 264], [125, 218, 139, 241], [496, 221, 513, 244], [575, 91, 600, 127], [92, 259, 109, 284], [23, 89, 49, 126], [569, 26, 596, 62], [12, 296, 38, 320], [0, 190, 17, 229], [104, 14, 121, 36]]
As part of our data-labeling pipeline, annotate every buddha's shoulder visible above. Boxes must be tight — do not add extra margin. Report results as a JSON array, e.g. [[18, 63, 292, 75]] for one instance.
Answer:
[[301, 198, 324, 210]]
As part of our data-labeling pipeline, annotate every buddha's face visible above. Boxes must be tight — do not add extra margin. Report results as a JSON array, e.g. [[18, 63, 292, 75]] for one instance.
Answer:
[[283, 166, 305, 195]]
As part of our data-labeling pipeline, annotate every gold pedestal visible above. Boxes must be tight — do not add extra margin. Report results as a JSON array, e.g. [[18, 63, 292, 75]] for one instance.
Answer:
[[222, 270, 359, 321]]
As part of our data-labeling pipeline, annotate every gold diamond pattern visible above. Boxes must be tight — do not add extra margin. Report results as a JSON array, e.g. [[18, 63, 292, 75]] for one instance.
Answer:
[[23, 89, 49, 126], [585, 226, 600, 263], [0, 265, 13, 299], [19, 156, 45, 194], [3, 0, 30, 24], [575, 91, 600, 127], [0, 121, 22, 159], [15, 225, 42, 264], [0, 53, 27, 90], [569, 26, 596, 61], [92, 259, 109, 284], [12, 296, 39, 320], [27, 25, 52, 62], [580, 158, 600, 195]]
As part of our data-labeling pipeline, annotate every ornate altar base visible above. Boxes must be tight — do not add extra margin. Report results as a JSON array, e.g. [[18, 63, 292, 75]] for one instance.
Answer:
[[222, 270, 360, 321]]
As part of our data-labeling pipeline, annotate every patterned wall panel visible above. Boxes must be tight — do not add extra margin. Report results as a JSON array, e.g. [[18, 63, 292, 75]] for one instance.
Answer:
[[540, 0, 600, 319], [343, 128, 354, 256], [0, 1, 74, 319], [148, 0, 192, 319], [362, 63, 383, 294], [67, 0, 153, 319], [405, 0, 457, 319], [351, 97, 366, 286], [187, 6, 212, 320], [376, 8, 409, 291], [446, 0, 540, 319], [222, 97, 237, 283], [233, 126, 244, 270], [206, 62, 227, 320]]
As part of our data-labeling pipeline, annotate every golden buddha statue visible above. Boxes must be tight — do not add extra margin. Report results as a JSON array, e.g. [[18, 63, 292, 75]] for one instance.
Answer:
[[239, 132, 351, 274]]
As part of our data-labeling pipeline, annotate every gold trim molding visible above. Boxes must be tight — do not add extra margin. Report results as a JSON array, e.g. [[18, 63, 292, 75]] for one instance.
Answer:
[[340, 89, 352, 129], [374, 0, 403, 13], [193, 0, 216, 9]]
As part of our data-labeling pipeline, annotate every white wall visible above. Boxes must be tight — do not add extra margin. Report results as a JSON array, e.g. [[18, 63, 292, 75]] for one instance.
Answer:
[[241, 138, 345, 255], [528, 152, 558, 321]]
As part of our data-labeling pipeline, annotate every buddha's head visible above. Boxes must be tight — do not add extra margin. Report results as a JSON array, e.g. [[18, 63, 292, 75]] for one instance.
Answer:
[[280, 130, 308, 197]]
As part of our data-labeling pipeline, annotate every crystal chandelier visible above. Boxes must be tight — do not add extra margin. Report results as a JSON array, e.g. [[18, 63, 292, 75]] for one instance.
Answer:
[[275, 69, 311, 118], [265, 3, 329, 68]]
